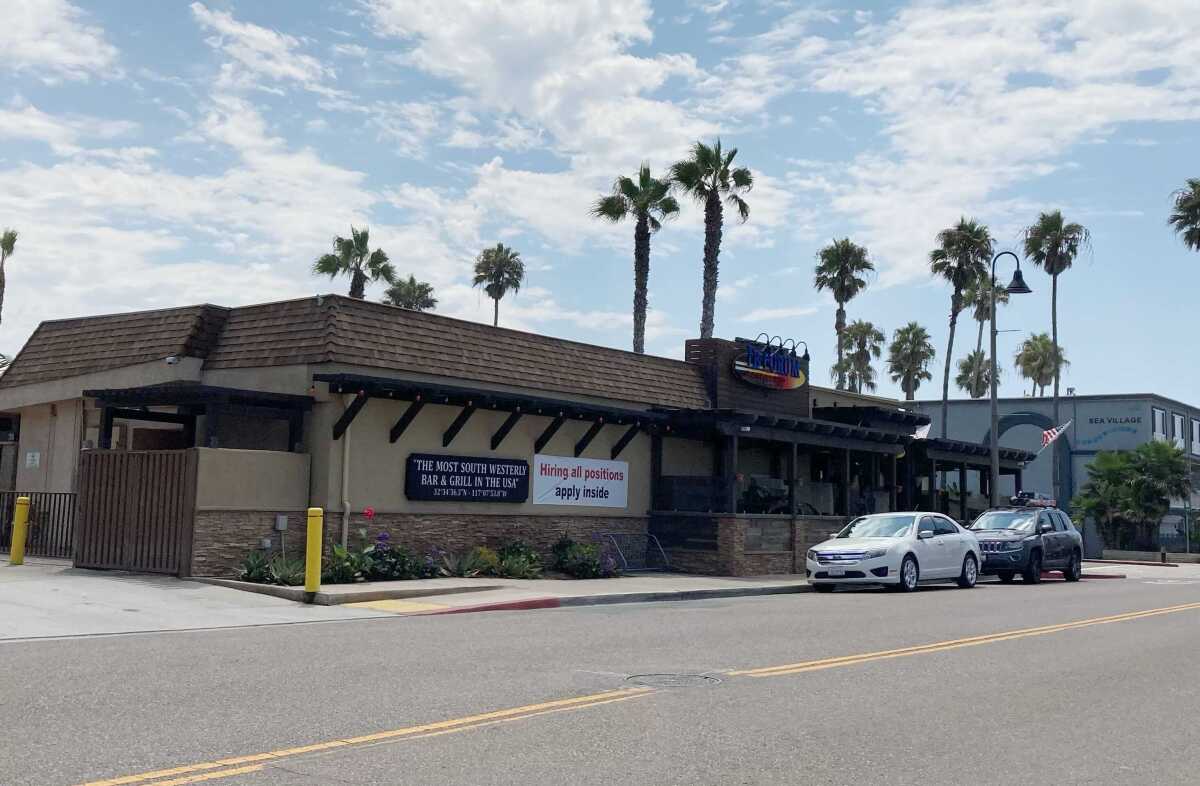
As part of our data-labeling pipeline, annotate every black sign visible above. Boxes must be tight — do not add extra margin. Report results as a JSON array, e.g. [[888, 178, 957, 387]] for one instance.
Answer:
[[405, 453, 529, 503]]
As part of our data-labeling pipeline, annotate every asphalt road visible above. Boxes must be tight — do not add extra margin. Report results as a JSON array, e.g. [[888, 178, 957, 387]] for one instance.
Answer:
[[4, 573, 1200, 786]]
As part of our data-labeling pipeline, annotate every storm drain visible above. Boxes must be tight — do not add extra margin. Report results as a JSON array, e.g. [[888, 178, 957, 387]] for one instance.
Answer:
[[626, 673, 722, 689]]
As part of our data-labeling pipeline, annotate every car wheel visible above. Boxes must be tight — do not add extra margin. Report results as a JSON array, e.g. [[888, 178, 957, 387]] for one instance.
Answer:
[[998, 571, 1015, 584], [957, 554, 978, 588], [1063, 550, 1082, 582], [898, 555, 919, 592], [1022, 551, 1043, 584], [814, 584, 836, 593]]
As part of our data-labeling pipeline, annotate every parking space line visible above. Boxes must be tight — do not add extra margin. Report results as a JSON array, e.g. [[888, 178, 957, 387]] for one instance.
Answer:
[[729, 601, 1200, 678]]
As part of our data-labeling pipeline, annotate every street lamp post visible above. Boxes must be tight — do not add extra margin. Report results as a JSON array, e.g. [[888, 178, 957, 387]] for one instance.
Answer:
[[989, 251, 1032, 507]]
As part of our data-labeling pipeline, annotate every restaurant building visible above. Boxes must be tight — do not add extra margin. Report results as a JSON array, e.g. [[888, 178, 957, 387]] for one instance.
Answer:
[[0, 295, 1032, 577]]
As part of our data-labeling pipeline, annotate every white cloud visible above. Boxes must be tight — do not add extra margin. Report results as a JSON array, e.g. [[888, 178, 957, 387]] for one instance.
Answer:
[[801, 0, 1200, 285], [0, 100, 136, 156], [738, 306, 819, 322], [191, 2, 339, 97], [369, 101, 442, 154], [6, 0, 118, 83]]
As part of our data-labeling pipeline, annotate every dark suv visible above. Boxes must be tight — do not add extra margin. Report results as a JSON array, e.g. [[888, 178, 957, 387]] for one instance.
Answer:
[[969, 505, 1083, 584]]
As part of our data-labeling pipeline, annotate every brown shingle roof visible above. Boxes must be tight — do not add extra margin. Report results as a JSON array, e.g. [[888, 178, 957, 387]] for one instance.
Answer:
[[0, 304, 229, 389], [6, 295, 709, 409], [205, 296, 710, 409]]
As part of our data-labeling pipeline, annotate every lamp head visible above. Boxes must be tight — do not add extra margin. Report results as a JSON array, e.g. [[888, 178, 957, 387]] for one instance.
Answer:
[[1005, 267, 1032, 295]]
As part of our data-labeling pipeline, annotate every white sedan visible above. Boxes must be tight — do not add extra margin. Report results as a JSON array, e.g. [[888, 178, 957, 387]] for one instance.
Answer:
[[806, 512, 981, 593]]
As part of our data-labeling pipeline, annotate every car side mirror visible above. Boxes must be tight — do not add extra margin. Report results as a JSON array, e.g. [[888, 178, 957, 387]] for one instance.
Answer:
[[918, 530, 935, 540], [1038, 523, 1053, 534]]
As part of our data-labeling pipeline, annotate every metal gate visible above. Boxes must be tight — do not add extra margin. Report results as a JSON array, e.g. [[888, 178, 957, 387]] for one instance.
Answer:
[[76, 450, 198, 575], [0, 492, 77, 558]]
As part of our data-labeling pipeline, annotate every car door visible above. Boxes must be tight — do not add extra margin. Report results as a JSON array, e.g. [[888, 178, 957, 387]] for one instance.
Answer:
[[935, 516, 968, 572], [1037, 511, 1061, 566], [914, 515, 948, 577]]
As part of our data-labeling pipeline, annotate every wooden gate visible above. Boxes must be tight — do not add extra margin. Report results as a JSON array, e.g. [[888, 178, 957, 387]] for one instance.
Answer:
[[76, 450, 198, 575]]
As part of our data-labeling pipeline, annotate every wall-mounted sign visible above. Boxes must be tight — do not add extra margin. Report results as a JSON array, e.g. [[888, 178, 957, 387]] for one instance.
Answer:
[[533, 454, 628, 508], [405, 453, 529, 502], [25, 451, 40, 469], [732, 336, 808, 390]]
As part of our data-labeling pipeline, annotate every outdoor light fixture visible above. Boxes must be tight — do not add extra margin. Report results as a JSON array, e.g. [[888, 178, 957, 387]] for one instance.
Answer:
[[989, 250, 1032, 506]]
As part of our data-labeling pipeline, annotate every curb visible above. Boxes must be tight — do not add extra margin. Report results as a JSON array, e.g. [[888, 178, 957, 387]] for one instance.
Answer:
[[189, 577, 504, 605], [421, 584, 814, 616]]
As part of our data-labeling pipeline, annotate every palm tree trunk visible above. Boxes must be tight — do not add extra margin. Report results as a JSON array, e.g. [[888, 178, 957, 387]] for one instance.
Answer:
[[835, 305, 846, 390], [493, 297, 499, 327], [0, 261, 6, 328], [905, 380, 914, 402], [349, 269, 367, 299], [632, 213, 651, 354], [941, 292, 961, 439], [1050, 271, 1061, 501], [699, 190, 723, 339], [975, 316, 985, 355]]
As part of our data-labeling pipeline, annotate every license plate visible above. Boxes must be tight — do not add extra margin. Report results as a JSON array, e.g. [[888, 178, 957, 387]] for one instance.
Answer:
[[827, 568, 846, 577]]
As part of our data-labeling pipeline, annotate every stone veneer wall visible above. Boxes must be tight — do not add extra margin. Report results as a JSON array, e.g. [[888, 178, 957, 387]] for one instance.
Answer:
[[666, 515, 846, 577], [190, 509, 318, 577], [189, 510, 649, 577]]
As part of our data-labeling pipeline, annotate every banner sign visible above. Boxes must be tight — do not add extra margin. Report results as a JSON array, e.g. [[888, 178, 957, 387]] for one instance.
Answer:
[[405, 453, 529, 503], [732, 336, 807, 390], [533, 454, 628, 508]]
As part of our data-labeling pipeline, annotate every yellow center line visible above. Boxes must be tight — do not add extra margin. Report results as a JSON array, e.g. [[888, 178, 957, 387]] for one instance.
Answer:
[[729, 600, 1200, 678], [77, 687, 652, 786]]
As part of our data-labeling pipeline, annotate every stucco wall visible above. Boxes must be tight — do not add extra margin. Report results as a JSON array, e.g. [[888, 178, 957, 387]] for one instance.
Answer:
[[13, 400, 83, 492], [194, 448, 310, 511], [310, 396, 652, 517]]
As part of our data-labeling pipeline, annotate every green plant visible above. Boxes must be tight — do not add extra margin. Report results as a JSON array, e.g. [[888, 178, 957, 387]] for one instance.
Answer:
[[364, 532, 422, 580], [498, 539, 541, 565], [551, 536, 575, 569], [472, 546, 500, 576], [439, 549, 486, 578], [497, 552, 542, 580], [323, 543, 372, 584], [554, 540, 621, 579], [269, 554, 306, 586], [238, 550, 271, 583]]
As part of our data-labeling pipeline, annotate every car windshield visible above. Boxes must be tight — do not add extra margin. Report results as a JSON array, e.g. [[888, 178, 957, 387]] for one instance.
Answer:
[[971, 511, 1036, 532], [837, 514, 915, 539]]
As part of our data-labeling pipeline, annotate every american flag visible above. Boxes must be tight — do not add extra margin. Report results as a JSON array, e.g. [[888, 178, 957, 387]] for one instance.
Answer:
[[1041, 420, 1072, 449]]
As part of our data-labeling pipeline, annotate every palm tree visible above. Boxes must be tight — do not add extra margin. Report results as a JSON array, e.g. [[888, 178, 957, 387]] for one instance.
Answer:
[[1014, 332, 1067, 397], [887, 322, 935, 401], [1168, 178, 1200, 251], [835, 320, 884, 394], [383, 275, 437, 311], [473, 243, 525, 327], [0, 228, 17, 327], [591, 164, 680, 354], [814, 239, 873, 389], [961, 278, 1010, 356], [1023, 210, 1089, 425], [930, 218, 993, 436], [955, 349, 1000, 399], [313, 226, 396, 299], [670, 139, 753, 339]]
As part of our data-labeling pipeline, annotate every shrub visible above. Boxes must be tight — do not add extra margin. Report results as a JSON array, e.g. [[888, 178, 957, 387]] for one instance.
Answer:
[[364, 533, 422, 581], [497, 552, 542, 579], [269, 554, 306, 586], [323, 543, 372, 584], [472, 545, 500, 575], [555, 541, 621, 579], [497, 539, 541, 566], [551, 535, 575, 569], [239, 551, 271, 583], [439, 549, 486, 578]]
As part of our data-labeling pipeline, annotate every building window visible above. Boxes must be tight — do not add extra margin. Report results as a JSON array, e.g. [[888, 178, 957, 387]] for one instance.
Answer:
[[1152, 407, 1167, 441], [1172, 413, 1186, 449], [1192, 419, 1200, 456]]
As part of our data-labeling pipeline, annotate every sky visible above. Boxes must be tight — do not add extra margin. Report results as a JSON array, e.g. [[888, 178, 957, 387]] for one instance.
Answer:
[[3, 0, 1199, 403]]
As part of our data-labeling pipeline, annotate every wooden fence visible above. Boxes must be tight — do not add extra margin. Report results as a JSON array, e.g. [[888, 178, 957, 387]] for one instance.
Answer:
[[0, 491, 77, 559], [76, 450, 198, 575]]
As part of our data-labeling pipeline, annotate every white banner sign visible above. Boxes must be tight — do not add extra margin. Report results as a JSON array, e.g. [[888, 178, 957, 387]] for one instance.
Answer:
[[533, 454, 628, 508]]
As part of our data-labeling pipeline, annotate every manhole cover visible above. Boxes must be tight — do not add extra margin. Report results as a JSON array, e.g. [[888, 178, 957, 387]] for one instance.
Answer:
[[626, 673, 721, 688]]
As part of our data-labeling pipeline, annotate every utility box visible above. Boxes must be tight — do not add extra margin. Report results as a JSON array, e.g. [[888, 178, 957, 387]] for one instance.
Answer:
[[274, 514, 288, 531]]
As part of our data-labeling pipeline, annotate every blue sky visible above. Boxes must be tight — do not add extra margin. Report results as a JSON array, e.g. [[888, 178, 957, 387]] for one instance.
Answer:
[[3, 0, 1198, 403]]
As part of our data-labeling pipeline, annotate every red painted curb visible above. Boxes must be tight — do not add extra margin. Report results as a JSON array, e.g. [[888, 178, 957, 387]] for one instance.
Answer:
[[423, 597, 562, 615]]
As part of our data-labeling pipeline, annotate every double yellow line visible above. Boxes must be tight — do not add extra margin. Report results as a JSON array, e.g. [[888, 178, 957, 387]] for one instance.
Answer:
[[77, 600, 1200, 786], [79, 687, 654, 786], [730, 600, 1200, 678]]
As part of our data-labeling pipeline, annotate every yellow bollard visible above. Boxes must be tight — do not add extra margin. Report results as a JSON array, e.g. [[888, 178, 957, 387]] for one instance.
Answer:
[[304, 507, 323, 598], [9, 496, 30, 566]]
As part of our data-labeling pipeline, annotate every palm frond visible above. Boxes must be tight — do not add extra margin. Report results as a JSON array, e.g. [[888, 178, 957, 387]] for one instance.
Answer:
[[727, 193, 750, 222], [591, 195, 628, 222]]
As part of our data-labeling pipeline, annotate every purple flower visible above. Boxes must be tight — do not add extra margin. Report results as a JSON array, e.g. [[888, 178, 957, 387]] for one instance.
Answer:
[[376, 531, 391, 543]]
